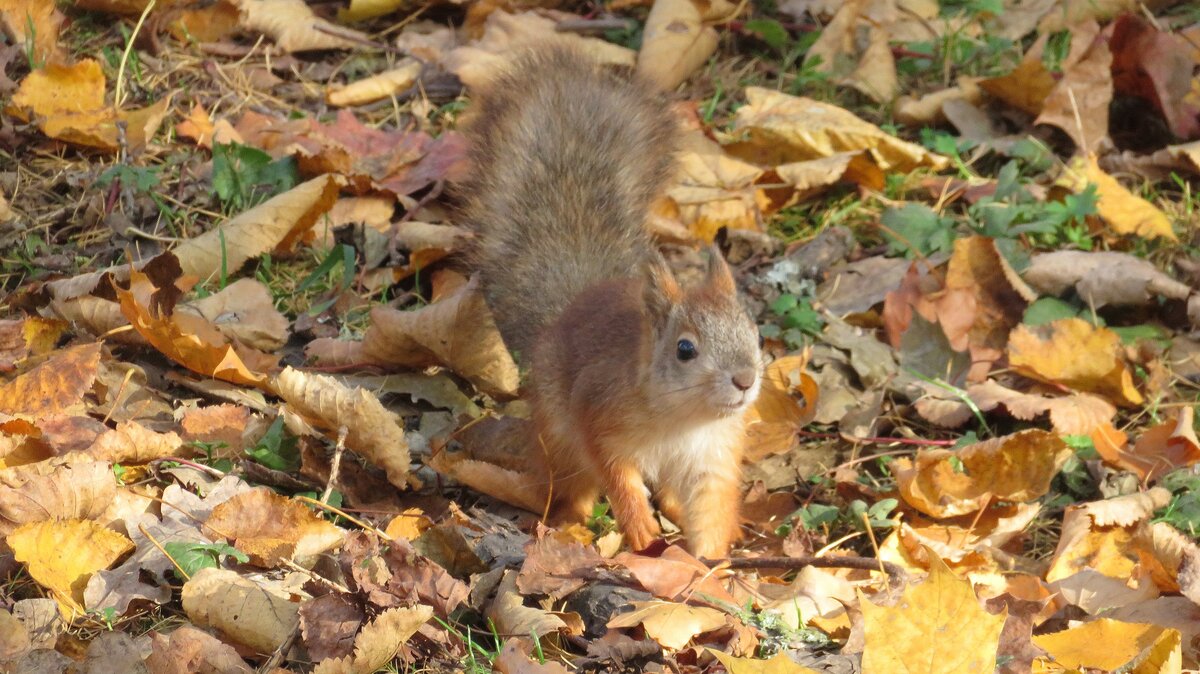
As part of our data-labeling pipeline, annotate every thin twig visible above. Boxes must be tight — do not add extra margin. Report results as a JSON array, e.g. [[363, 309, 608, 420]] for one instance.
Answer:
[[320, 426, 348, 505]]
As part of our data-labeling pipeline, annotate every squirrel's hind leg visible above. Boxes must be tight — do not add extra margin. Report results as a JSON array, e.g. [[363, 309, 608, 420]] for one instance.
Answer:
[[682, 470, 743, 560], [546, 474, 600, 526]]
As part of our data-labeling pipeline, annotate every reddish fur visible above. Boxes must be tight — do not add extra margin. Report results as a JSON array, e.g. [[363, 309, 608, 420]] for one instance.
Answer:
[[461, 44, 762, 559]]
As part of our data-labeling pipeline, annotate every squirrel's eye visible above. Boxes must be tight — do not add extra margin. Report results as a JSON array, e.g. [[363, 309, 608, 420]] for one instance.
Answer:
[[676, 339, 698, 361]]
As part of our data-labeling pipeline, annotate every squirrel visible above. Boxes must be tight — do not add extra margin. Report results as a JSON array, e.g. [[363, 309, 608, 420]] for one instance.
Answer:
[[459, 45, 763, 559]]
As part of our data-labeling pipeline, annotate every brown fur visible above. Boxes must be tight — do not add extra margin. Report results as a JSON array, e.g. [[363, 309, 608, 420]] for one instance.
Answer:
[[460, 44, 763, 559]]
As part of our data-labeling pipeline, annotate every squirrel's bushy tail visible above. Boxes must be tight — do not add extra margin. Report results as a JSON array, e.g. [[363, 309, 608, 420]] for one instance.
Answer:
[[459, 45, 678, 356]]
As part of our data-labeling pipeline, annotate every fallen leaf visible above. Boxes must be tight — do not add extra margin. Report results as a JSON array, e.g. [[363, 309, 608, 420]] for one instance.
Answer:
[[493, 638, 571, 674], [636, 0, 720, 91], [1023, 250, 1193, 310], [745, 353, 819, 459], [1033, 619, 1181, 672], [8, 519, 133, 618], [144, 625, 253, 674], [311, 605, 432, 674], [86, 421, 182, 464], [205, 488, 346, 566], [488, 570, 581, 641], [116, 263, 276, 387], [1058, 155, 1175, 241], [708, 649, 821, 674], [944, 236, 1035, 378], [313, 275, 518, 398], [667, 129, 766, 242], [0, 0, 65, 65], [893, 430, 1071, 518], [339, 532, 469, 618], [272, 366, 410, 490], [0, 342, 101, 419], [234, 0, 366, 52], [327, 60, 422, 107], [1092, 409, 1200, 481], [1034, 31, 1112, 153], [607, 601, 727, 651], [172, 174, 342, 281], [727, 88, 949, 172], [6, 60, 171, 152], [1007, 318, 1144, 407], [180, 278, 290, 352], [181, 567, 300, 653], [1110, 14, 1200, 141], [860, 553, 1006, 674], [0, 459, 117, 535]]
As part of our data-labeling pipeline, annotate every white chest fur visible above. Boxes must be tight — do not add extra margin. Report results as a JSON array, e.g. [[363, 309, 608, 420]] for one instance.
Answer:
[[634, 415, 744, 491]]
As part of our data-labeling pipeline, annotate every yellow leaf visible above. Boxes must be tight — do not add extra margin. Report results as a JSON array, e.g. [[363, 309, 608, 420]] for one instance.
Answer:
[[726, 88, 949, 173], [6, 60, 171, 152], [636, 0, 719, 91], [745, 353, 819, 459], [8, 520, 133, 619], [172, 174, 342, 281], [312, 605, 433, 674], [337, 0, 403, 22], [1060, 155, 1175, 241], [181, 567, 299, 653], [327, 60, 422, 107], [384, 508, 430, 541], [1008, 318, 1144, 407], [607, 601, 726, 650], [860, 554, 1005, 674], [0, 0, 65, 65], [1033, 619, 1181, 674], [236, 0, 365, 52], [708, 649, 822, 674], [893, 430, 1071, 518]]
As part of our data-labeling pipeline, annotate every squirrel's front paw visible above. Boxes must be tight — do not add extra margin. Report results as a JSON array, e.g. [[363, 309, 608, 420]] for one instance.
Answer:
[[620, 515, 661, 552]]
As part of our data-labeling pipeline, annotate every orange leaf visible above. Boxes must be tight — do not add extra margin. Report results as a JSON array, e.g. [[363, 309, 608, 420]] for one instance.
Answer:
[[1093, 408, 1200, 481], [1007, 318, 1143, 407], [0, 343, 101, 419]]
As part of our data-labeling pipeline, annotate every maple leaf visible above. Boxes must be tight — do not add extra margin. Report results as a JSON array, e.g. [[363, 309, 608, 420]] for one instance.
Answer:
[[860, 553, 1005, 674]]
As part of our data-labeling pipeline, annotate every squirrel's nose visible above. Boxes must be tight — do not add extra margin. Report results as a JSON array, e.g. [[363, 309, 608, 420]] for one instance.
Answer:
[[732, 369, 756, 392]]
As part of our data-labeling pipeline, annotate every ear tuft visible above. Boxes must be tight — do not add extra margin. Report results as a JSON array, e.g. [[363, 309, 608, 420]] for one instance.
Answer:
[[705, 245, 736, 295], [644, 252, 682, 319]]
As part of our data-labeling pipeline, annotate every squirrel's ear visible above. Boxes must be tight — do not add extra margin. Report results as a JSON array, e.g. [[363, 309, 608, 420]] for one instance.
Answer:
[[704, 245, 736, 295], [645, 252, 682, 318]]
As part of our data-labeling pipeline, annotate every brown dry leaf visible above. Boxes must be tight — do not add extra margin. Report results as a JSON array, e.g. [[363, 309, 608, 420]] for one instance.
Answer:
[[1110, 15, 1200, 140], [327, 60, 421, 107], [493, 638, 571, 674], [667, 129, 766, 242], [172, 174, 341, 280], [1038, 0, 1177, 33], [442, 11, 635, 91], [346, 275, 518, 398], [6, 60, 171, 152], [708, 650, 821, 674], [273, 366, 410, 489], [234, 0, 366, 52], [427, 447, 545, 513], [727, 88, 949, 173], [636, 0, 720, 91], [607, 601, 727, 651], [180, 404, 252, 454], [311, 605, 432, 674], [0, 342, 101, 419], [1022, 250, 1193, 311], [613, 545, 736, 604], [1033, 619, 1181, 673], [180, 278, 290, 352], [860, 554, 1006, 674], [0, 459, 117, 536], [0, 317, 67, 370], [944, 236, 1035, 378], [8, 519, 133, 618], [745, 353, 819, 459], [175, 102, 216, 147], [970, 380, 1116, 436], [0, 0, 65, 65], [181, 567, 300, 653], [390, 222, 470, 280], [895, 78, 984, 125], [87, 421, 182, 464], [804, 0, 897, 102], [116, 265, 276, 387], [165, 0, 241, 42], [1092, 409, 1200, 482], [1058, 155, 1175, 241], [1007, 318, 1144, 407], [205, 488, 345, 566], [1034, 33, 1112, 153], [888, 503, 1042, 571], [488, 570, 582, 641], [893, 430, 1070, 518], [144, 625, 253, 674]]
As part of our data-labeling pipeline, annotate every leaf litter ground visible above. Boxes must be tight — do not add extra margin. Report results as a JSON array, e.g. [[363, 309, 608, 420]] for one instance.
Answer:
[[2, 0, 1200, 673]]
